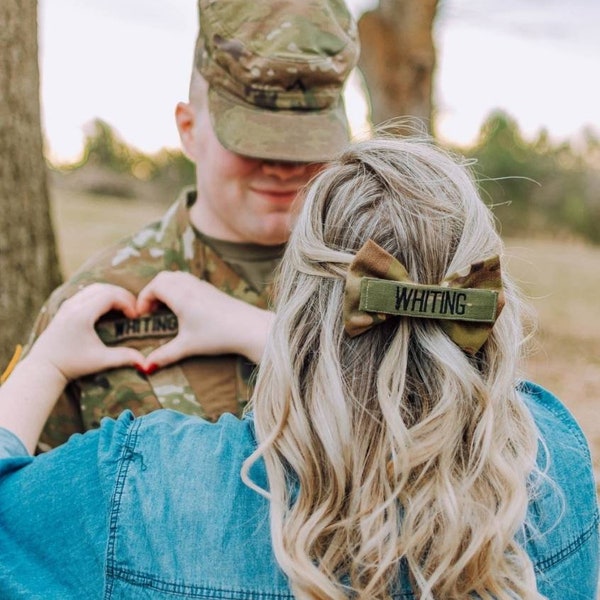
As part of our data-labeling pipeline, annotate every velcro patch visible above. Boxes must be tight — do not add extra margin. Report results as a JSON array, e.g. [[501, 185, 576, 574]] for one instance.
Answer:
[[95, 310, 179, 344], [359, 279, 498, 322]]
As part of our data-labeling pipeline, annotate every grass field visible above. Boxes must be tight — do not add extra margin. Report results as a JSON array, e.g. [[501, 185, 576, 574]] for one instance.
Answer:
[[504, 240, 600, 493], [50, 187, 600, 492]]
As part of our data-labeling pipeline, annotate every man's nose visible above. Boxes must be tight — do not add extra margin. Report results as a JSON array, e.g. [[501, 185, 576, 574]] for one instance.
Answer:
[[261, 161, 308, 180]]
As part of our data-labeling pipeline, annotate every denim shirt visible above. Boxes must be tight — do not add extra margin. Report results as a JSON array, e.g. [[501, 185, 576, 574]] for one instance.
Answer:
[[0, 382, 597, 599]]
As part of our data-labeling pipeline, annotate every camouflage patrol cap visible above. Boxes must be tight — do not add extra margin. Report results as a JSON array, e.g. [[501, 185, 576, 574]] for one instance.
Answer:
[[195, 0, 360, 163]]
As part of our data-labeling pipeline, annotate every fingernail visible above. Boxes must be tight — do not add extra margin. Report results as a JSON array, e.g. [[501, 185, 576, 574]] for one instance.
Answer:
[[145, 363, 159, 375], [133, 363, 145, 375]]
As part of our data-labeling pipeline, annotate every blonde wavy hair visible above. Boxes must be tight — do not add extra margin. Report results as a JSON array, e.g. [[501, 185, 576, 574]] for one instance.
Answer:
[[243, 135, 542, 599]]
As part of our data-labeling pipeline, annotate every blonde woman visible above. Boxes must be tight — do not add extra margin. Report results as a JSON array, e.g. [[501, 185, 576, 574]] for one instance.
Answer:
[[0, 136, 597, 599]]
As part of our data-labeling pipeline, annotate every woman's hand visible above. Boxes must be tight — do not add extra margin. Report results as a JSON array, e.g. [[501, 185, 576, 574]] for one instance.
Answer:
[[136, 271, 274, 371], [27, 283, 145, 384], [0, 283, 145, 454]]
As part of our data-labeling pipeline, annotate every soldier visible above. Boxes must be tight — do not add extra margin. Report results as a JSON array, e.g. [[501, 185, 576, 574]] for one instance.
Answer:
[[24, 0, 360, 449]]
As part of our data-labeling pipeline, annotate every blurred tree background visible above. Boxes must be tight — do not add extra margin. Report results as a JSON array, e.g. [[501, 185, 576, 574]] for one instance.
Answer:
[[49, 0, 600, 246], [50, 106, 600, 247], [461, 111, 600, 244], [52, 118, 195, 202], [358, 0, 438, 128], [0, 0, 62, 371]]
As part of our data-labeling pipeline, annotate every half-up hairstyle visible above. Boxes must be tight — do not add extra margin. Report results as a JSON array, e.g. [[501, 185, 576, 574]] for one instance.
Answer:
[[243, 135, 542, 599]]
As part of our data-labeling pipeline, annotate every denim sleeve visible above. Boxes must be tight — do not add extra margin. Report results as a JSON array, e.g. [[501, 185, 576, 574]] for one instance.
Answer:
[[0, 427, 29, 460], [0, 411, 135, 599], [520, 382, 600, 599]]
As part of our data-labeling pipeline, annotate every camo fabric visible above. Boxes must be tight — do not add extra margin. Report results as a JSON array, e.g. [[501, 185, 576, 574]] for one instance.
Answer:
[[25, 189, 274, 450], [343, 239, 505, 355], [195, 0, 360, 162]]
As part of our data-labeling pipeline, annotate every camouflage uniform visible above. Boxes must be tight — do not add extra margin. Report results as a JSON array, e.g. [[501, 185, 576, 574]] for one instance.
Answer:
[[27, 0, 360, 449], [27, 190, 278, 450], [195, 0, 360, 163]]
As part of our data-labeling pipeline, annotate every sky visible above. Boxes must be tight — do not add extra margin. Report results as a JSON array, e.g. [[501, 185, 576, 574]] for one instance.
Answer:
[[38, 0, 600, 162]]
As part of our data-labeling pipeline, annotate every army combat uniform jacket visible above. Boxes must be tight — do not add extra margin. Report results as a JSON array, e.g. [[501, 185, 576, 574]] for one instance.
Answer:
[[26, 190, 278, 450]]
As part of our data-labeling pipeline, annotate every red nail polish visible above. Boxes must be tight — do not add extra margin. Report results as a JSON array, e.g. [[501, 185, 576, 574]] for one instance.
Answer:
[[145, 363, 159, 375], [133, 363, 145, 375]]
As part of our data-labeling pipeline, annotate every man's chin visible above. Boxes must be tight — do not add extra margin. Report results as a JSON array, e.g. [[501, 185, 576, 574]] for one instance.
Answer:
[[253, 221, 292, 246], [255, 232, 290, 246]]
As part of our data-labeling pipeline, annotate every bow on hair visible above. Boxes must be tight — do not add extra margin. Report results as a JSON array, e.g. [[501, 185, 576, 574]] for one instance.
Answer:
[[343, 240, 505, 355]]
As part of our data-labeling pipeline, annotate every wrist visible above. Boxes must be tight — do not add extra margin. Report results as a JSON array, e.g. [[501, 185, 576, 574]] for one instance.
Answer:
[[20, 353, 69, 390], [233, 305, 273, 364], [0, 355, 69, 455]]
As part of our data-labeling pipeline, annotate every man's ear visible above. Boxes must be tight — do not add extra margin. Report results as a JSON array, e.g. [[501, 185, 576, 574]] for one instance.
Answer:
[[175, 101, 197, 161]]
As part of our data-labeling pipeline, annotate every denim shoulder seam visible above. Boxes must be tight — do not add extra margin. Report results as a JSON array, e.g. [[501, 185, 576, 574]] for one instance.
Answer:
[[520, 382, 591, 459], [109, 566, 417, 599], [538, 395, 591, 460], [103, 417, 143, 600], [534, 508, 599, 571], [111, 566, 295, 599]]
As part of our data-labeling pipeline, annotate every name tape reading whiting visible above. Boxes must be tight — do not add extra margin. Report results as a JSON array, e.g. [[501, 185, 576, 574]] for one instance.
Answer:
[[359, 279, 499, 322], [95, 311, 179, 344]]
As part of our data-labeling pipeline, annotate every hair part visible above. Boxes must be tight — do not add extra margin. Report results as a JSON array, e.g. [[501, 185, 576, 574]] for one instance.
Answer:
[[243, 134, 542, 599]]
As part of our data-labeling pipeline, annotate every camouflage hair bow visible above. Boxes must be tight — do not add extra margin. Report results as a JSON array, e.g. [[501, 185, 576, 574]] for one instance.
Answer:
[[343, 240, 505, 355]]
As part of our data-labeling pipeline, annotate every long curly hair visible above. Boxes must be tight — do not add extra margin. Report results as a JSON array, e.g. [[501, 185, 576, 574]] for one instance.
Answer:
[[243, 135, 542, 599]]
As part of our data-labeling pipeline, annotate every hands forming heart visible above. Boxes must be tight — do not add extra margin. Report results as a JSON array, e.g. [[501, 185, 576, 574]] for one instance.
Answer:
[[27, 272, 274, 385]]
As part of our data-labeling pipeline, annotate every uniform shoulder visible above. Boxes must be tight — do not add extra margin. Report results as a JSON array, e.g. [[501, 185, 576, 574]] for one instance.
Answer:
[[43, 195, 191, 310], [70, 198, 183, 278]]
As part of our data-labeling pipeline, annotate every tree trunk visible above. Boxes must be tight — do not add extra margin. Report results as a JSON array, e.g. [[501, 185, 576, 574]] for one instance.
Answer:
[[0, 0, 62, 370], [358, 0, 439, 133]]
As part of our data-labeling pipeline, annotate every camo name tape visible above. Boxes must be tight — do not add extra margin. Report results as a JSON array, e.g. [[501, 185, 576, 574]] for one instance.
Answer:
[[359, 279, 499, 322], [95, 312, 179, 344]]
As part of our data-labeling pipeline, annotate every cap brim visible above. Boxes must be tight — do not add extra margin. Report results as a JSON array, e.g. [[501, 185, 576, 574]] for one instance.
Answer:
[[208, 88, 350, 163]]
